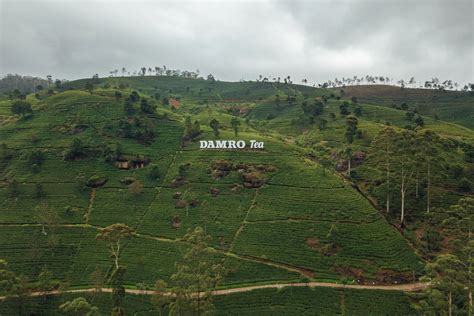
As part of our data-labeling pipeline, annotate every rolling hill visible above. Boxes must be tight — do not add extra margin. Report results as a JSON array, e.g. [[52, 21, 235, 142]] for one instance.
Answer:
[[0, 76, 472, 314]]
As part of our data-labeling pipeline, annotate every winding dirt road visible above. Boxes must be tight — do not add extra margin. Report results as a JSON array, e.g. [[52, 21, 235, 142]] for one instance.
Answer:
[[0, 281, 428, 302]]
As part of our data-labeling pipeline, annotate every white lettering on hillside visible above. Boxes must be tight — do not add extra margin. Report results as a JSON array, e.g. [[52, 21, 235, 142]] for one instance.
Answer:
[[199, 140, 264, 149]]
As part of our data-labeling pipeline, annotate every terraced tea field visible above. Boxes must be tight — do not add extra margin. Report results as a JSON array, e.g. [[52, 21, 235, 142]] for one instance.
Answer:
[[1, 76, 472, 313]]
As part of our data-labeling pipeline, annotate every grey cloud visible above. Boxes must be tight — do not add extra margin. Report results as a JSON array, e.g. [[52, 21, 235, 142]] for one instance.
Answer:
[[0, 0, 472, 84]]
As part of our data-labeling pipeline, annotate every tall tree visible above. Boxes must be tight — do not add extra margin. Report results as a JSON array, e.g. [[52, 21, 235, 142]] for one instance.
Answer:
[[0, 260, 30, 314], [85, 82, 94, 94], [340, 146, 353, 176], [111, 266, 127, 316], [153, 227, 223, 316], [416, 129, 441, 213], [370, 127, 398, 214], [209, 119, 220, 137], [415, 254, 468, 316], [37, 266, 55, 302], [34, 203, 59, 236], [230, 117, 241, 136], [395, 130, 416, 224], [96, 224, 134, 269], [442, 197, 474, 314], [345, 115, 358, 144]]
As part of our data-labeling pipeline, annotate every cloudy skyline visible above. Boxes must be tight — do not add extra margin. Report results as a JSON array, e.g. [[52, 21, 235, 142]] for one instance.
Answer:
[[0, 0, 472, 85]]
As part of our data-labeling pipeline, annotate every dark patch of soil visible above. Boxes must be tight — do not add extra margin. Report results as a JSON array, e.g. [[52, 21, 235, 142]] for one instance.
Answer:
[[210, 187, 220, 196]]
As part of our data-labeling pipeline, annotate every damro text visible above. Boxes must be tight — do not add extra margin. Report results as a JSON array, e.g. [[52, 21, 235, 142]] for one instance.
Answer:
[[199, 140, 264, 149]]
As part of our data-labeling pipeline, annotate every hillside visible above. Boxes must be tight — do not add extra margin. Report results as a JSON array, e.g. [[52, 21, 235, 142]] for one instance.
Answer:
[[339, 85, 474, 129], [0, 76, 473, 314]]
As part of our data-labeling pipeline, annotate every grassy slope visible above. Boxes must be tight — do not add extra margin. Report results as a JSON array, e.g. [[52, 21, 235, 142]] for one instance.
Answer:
[[2, 76, 472, 313], [339, 85, 474, 129]]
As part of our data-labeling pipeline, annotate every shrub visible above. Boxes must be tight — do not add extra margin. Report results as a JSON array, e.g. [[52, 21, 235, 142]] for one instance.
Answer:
[[11, 100, 33, 117], [140, 98, 154, 114], [64, 138, 85, 161], [86, 175, 108, 188], [27, 149, 45, 167], [148, 164, 160, 180], [458, 178, 471, 192]]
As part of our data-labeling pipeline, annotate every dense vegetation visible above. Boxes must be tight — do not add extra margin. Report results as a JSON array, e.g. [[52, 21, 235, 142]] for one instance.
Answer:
[[0, 74, 472, 314]]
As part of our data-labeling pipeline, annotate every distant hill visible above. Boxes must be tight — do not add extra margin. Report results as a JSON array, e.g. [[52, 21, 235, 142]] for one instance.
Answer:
[[338, 85, 474, 129]]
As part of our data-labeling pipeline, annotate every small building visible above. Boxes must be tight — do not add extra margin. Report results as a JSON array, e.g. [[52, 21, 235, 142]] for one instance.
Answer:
[[115, 159, 130, 169], [114, 156, 150, 170], [170, 98, 180, 109]]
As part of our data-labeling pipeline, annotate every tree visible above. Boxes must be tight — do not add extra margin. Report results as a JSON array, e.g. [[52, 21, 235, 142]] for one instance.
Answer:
[[64, 138, 85, 160], [114, 91, 122, 101], [140, 98, 154, 114], [192, 121, 201, 138], [124, 98, 134, 115], [370, 127, 398, 214], [184, 117, 201, 140], [354, 107, 362, 117], [406, 111, 415, 121], [345, 115, 358, 144], [59, 297, 100, 316], [37, 266, 55, 302], [415, 115, 425, 127], [153, 227, 223, 316], [111, 266, 127, 316], [27, 149, 45, 169], [89, 265, 105, 293], [339, 102, 350, 115], [0, 260, 20, 295], [0, 260, 30, 314], [340, 146, 353, 176], [10, 100, 33, 117], [35, 203, 59, 236], [129, 91, 140, 102], [85, 82, 94, 94], [416, 130, 441, 213], [394, 130, 417, 224], [209, 119, 220, 137], [184, 116, 193, 138], [230, 117, 241, 136], [415, 254, 468, 316], [442, 197, 474, 314], [207, 74, 215, 82], [96, 224, 134, 269]]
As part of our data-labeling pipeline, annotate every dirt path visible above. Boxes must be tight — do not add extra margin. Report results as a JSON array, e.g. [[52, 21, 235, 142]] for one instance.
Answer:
[[0, 281, 428, 302]]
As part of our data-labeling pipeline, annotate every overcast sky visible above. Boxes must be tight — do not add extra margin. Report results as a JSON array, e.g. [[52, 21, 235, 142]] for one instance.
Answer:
[[0, 0, 472, 85]]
